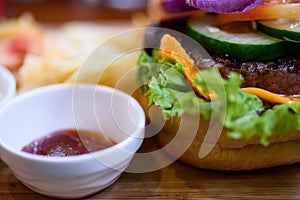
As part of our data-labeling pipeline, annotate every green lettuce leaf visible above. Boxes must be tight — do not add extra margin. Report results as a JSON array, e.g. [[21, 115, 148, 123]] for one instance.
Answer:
[[137, 50, 300, 145]]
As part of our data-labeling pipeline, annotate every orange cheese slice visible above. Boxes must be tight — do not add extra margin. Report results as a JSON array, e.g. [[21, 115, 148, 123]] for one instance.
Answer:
[[159, 34, 216, 100], [242, 87, 298, 104]]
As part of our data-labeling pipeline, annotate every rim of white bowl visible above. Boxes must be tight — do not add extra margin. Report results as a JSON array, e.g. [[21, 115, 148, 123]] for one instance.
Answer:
[[0, 83, 145, 164], [0, 66, 16, 107]]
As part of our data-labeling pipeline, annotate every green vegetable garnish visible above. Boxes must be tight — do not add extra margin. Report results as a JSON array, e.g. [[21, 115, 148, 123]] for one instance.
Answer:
[[137, 50, 300, 146]]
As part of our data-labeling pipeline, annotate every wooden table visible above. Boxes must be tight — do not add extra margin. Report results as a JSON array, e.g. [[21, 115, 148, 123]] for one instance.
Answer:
[[1, 136, 300, 200]]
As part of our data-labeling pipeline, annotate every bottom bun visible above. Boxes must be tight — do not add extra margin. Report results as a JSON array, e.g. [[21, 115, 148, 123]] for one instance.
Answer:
[[133, 89, 300, 171]]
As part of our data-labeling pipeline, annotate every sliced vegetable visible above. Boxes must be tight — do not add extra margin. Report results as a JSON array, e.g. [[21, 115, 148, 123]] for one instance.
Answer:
[[159, 34, 216, 100], [185, 0, 263, 13], [162, 0, 263, 13], [187, 14, 294, 61], [257, 19, 300, 42], [162, 0, 196, 13], [215, 3, 300, 25]]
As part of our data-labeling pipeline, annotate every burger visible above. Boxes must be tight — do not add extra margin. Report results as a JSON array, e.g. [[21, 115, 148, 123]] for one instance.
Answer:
[[134, 0, 300, 170]]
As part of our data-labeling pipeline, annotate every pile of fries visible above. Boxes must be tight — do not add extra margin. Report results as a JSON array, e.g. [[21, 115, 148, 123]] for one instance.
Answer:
[[0, 14, 142, 93]]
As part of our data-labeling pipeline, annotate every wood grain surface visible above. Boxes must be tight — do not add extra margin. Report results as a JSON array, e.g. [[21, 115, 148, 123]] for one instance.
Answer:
[[1, 136, 300, 200]]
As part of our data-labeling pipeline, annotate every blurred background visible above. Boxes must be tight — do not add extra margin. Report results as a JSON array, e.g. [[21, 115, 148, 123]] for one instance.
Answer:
[[1, 0, 148, 22]]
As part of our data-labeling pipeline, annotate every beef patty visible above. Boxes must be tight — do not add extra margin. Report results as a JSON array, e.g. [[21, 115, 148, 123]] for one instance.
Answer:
[[214, 53, 300, 95]]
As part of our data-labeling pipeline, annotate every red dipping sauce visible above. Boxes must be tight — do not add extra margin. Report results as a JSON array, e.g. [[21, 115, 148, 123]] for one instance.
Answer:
[[22, 129, 115, 157]]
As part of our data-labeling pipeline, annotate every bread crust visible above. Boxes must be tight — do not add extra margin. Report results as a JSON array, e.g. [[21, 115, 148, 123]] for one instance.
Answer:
[[133, 89, 300, 171]]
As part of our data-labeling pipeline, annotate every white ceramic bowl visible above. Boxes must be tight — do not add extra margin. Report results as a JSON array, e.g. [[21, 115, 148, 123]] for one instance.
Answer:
[[0, 84, 145, 199], [0, 66, 16, 107]]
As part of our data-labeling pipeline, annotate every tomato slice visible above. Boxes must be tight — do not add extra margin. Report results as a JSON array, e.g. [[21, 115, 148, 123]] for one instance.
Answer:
[[215, 3, 300, 25]]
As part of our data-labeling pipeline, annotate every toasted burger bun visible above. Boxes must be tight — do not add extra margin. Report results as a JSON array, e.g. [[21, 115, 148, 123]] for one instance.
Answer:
[[133, 89, 300, 171]]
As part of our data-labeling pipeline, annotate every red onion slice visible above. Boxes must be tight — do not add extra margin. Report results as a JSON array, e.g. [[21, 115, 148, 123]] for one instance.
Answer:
[[163, 0, 264, 13], [186, 0, 264, 13], [162, 0, 196, 13]]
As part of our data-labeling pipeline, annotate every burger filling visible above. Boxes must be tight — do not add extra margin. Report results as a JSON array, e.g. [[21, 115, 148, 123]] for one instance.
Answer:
[[138, 1, 300, 145]]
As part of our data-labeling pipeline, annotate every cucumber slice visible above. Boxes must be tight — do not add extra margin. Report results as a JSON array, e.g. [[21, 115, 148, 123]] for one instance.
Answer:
[[257, 19, 300, 42], [187, 14, 295, 61]]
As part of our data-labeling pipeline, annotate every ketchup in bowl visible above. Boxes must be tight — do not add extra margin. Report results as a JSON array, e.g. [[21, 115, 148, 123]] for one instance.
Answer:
[[22, 129, 115, 156]]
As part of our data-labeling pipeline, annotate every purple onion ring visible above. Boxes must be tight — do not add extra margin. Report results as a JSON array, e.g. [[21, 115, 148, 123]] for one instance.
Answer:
[[163, 0, 264, 13], [162, 0, 196, 13]]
